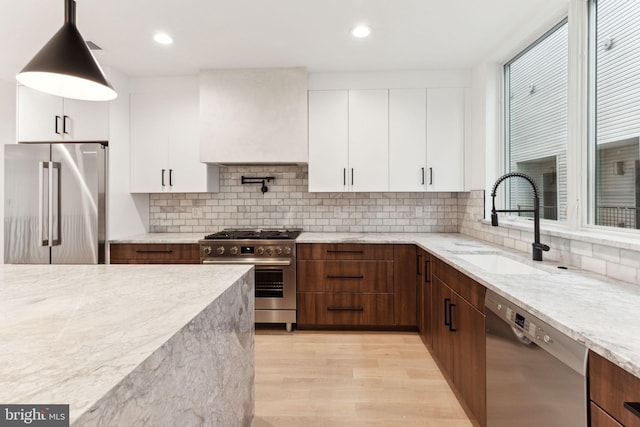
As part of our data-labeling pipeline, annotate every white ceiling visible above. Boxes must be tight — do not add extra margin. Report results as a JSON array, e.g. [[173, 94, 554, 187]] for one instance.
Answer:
[[2, 0, 568, 80]]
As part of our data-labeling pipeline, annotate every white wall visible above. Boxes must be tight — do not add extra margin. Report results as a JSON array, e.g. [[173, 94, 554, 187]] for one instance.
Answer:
[[106, 68, 149, 239], [0, 78, 17, 263]]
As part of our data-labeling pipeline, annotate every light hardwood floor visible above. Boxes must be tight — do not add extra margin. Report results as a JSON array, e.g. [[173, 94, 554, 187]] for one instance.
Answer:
[[253, 330, 474, 427]]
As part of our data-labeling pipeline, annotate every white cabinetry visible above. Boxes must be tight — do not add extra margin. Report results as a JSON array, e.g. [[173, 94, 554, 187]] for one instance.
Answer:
[[129, 77, 218, 193], [389, 89, 427, 191], [17, 85, 109, 142], [348, 90, 389, 192], [308, 86, 465, 193], [426, 88, 464, 192], [308, 91, 348, 192], [199, 67, 308, 164], [308, 90, 389, 192]]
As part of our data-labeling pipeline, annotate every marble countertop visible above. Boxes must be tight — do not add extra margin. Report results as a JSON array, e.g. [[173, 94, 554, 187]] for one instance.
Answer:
[[0, 264, 253, 422], [110, 231, 640, 377], [109, 232, 206, 244]]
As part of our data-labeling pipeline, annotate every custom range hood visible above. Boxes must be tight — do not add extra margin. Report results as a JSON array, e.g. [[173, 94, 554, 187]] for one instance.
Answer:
[[199, 67, 308, 165], [17, 0, 116, 101]]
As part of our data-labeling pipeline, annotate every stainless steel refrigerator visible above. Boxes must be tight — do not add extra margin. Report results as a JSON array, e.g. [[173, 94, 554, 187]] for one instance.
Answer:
[[4, 143, 106, 264]]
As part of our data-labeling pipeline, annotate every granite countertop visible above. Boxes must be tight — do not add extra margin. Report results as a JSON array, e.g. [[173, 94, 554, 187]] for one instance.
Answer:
[[0, 263, 253, 422], [110, 231, 640, 378], [109, 232, 206, 244]]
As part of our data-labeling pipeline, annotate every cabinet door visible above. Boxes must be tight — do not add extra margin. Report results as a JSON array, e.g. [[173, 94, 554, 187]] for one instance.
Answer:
[[130, 90, 170, 192], [389, 89, 427, 191], [421, 251, 433, 348], [452, 294, 486, 426], [431, 276, 454, 376], [166, 79, 209, 193], [17, 85, 63, 142], [62, 98, 109, 141], [426, 87, 464, 191], [348, 90, 389, 191], [393, 244, 418, 326], [308, 90, 349, 192]]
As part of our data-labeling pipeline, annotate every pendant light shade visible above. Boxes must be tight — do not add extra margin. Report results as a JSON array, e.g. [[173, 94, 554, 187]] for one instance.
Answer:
[[16, 0, 117, 101]]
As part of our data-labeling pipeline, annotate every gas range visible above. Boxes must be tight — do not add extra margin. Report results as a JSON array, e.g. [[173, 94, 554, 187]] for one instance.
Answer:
[[199, 228, 302, 258], [198, 228, 302, 332]]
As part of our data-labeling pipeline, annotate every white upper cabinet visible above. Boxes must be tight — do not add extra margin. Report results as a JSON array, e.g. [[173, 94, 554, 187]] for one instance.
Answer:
[[308, 91, 349, 192], [389, 89, 427, 191], [426, 87, 465, 192], [308, 90, 389, 192], [348, 90, 389, 192], [199, 67, 308, 164], [129, 76, 218, 193], [17, 85, 109, 142]]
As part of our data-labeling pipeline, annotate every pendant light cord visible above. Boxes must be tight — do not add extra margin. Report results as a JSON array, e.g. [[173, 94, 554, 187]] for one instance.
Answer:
[[65, 0, 75, 25]]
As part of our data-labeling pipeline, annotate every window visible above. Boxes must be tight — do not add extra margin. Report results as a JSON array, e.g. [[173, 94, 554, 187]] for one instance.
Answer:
[[504, 20, 569, 221], [589, 0, 640, 230]]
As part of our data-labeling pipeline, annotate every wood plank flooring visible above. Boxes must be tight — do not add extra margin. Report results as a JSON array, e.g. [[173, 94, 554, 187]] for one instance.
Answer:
[[253, 330, 474, 427]]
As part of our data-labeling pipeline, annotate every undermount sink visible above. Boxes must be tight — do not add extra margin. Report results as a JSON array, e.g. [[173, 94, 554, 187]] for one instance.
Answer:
[[456, 253, 548, 275]]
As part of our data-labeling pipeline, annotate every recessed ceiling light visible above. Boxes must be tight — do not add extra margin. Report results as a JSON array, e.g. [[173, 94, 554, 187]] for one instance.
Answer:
[[153, 32, 174, 45], [351, 25, 371, 38]]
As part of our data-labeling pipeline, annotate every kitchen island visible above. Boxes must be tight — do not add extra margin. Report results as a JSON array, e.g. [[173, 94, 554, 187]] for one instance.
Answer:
[[0, 264, 255, 426]]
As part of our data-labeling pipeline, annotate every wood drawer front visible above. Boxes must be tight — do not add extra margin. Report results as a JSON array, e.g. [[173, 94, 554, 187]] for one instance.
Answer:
[[590, 351, 640, 427], [110, 244, 200, 264], [297, 293, 394, 326], [297, 260, 393, 293], [452, 274, 486, 313], [297, 243, 393, 260], [591, 402, 624, 427], [432, 257, 459, 287]]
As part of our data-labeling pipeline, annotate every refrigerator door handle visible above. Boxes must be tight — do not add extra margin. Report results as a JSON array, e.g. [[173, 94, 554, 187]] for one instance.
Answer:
[[39, 161, 49, 246], [51, 162, 62, 246]]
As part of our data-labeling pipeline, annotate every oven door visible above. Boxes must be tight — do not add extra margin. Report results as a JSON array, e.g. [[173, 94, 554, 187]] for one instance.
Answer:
[[202, 258, 296, 310]]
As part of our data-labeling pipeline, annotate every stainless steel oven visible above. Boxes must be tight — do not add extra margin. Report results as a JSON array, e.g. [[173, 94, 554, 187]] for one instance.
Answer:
[[199, 229, 301, 332]]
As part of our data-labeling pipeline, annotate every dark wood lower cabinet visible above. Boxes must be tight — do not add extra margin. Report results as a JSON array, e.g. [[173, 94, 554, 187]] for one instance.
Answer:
[[591, 402, 624, 427], [430, 257, 486, 427], [110, 243, 200, 264], [297, 293, 393, 326]]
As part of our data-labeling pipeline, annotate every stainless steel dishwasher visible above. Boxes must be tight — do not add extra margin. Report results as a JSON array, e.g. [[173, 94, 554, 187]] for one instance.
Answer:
[[485, 290, 588, 427]]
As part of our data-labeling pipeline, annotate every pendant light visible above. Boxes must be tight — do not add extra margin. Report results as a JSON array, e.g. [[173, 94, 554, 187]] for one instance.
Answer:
[[16, 0, 117, 101]]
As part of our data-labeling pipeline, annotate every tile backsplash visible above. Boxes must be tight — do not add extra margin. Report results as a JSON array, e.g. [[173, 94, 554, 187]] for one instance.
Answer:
[[149, 165, 460, 233]]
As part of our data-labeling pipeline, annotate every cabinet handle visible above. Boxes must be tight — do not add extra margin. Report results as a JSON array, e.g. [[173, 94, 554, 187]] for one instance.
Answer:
[[135, 250, 173, 254], [417, 254, 422, 275], [55, 115, 61, 135], [425, 260, 431, 283], [327, 250, 364, 254], [444, 298, 451, 326], [169, 169, 173, 186], [161, 169, 166, 187], [327, 307, 364, 312], [429, 167, 433, 185], [421, 167, 425, 185], [624, 402, 640, 419], [449, 303, 457, 332], [62, 115, 69, 134], [343, 168, 346, 186], [351, 168, 354, 186], [327, 275, 364, 280]]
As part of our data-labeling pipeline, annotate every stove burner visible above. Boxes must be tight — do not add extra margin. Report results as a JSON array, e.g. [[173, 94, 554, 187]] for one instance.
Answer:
[[203, 228, 302, 240]]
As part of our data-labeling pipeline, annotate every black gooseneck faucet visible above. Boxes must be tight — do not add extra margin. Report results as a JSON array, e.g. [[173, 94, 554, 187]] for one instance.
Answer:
[[490, 172, 550, 261]]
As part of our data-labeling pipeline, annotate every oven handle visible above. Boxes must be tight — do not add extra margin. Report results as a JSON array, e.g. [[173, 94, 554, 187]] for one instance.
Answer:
[[202, 259, 292, 266]]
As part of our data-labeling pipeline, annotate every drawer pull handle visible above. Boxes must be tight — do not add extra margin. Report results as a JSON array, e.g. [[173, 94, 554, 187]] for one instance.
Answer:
[[425, 260, 431, 283], [624, 402, 640, 418], [326, 250, 364, 254], [327, 307, 364, 312], [448, 303, 457, 332], [135, 250, 173, 254], [327, 275, 364, 280]]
